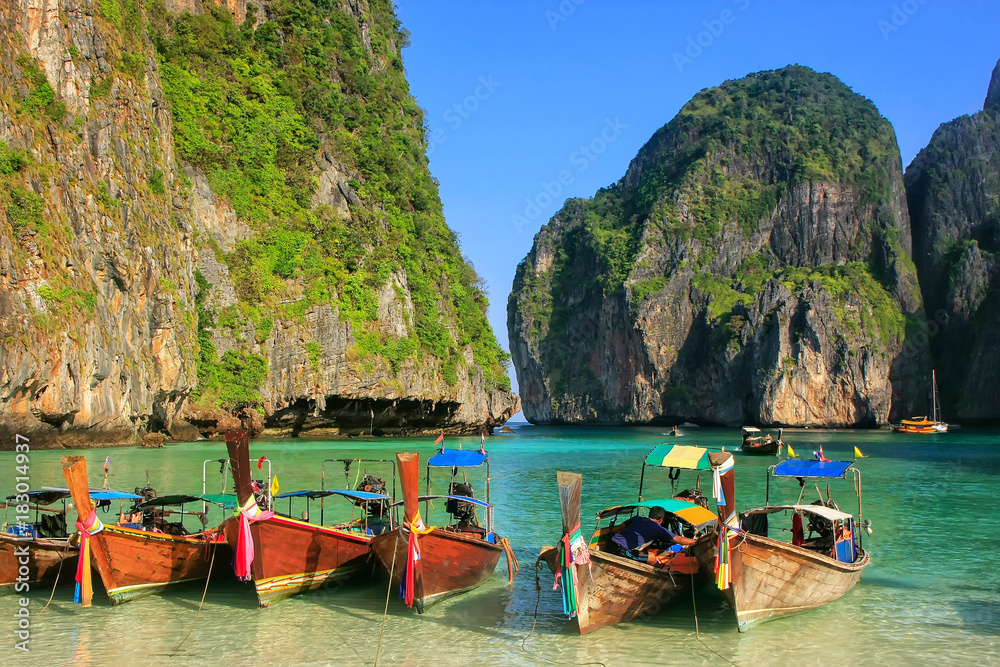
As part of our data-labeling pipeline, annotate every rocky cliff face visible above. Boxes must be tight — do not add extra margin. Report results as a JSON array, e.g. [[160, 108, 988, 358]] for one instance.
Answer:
[[509, 66, 925, 427], [905, 58, 1000, 420], [0, 0, 516, 448]]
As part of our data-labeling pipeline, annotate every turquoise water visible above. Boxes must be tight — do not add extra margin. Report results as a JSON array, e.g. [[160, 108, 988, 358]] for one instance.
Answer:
[[2, 425, 998, 666]]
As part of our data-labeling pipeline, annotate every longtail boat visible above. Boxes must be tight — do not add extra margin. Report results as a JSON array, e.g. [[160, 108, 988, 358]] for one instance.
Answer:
[[740, 426, 781, 455], [1, 490, 78, 592], [692, 458, 871, 631], [61, 456, 230, 605], [539, 444, 735, 634], [892, 370, 949, 433], [370, 449, 515, 612], [223, 430, 393, 606]]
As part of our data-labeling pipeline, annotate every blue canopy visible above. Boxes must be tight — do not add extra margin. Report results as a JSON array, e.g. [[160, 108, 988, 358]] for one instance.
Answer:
[[773, 460, 854, 478], [392, 494, 491, 508], [41, 487, 141, 501], [427, 449, 487, 468], [275, 489, 389, 501]]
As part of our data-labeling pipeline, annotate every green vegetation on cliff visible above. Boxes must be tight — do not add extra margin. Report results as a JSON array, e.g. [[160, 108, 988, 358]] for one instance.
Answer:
[[148, 0, 510, 392], [518, 66, 909, 351]]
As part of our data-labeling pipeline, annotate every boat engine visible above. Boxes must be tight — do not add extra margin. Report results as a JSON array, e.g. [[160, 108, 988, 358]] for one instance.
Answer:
[[252, 480, 271, 511], [355, 474, 387, 519], [133, 484, 159, 528], [675, 487, 709, 509], [446, 482, 477, 526]]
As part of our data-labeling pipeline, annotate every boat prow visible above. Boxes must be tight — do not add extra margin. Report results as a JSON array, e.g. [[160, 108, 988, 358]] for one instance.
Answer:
[[61, 456, 229, 605]]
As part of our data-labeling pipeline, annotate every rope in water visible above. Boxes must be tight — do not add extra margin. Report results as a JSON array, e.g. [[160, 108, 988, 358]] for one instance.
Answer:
[[38, 541, 72, 615], [373, 532, 399, 667], [690, 562, 739, 666], [169, 540, 219, 655], [519, 558, 606, 667]]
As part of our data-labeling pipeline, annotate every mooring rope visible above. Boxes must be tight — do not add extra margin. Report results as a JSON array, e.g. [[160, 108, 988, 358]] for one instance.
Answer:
[[689, 566, 739, 666], [38, 541, 72, 615], [519, 558, 606, 667], [169, 540, 219, 655], [373, 532, 400, 667]]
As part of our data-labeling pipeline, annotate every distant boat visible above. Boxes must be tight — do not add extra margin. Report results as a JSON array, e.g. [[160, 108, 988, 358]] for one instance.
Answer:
[[891, 370, 949, 434], [740, 426, 780, 455]]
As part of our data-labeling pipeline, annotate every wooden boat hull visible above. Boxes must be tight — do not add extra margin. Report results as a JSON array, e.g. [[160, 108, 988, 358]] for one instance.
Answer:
[[370, 527, 503, 613], [740, 441, 779, 455], [539, 542, 706, 635], [0, 535, 77, 592], [88, 525, 230, 604], [222, 514, 371, 607], [692, 531, 869, 632]]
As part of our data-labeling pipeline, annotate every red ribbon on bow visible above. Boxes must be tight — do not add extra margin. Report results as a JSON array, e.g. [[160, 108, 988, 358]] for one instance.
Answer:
[[402, 526, 421, 607]]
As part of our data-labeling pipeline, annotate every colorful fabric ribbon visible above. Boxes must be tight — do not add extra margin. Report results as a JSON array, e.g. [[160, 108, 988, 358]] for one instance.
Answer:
[[553, 524, 590, 617], [399, 512, 435, 607], [233, 497, 274, 581], [715, 523, 734, 590], [74, 510, 104, 604]]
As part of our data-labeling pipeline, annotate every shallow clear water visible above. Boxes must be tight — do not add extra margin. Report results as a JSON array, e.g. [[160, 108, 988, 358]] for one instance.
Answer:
[[2, 425, 998, 666]]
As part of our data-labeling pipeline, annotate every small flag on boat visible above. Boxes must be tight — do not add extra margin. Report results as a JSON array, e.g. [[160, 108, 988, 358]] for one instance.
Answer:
[[270, 475, 279, 497], [434, 432, 444, 446], [257, 456, 266, 470], [854, 446, 866, 458], [786, 445, 797, 458], [103, 456, 111, 473]]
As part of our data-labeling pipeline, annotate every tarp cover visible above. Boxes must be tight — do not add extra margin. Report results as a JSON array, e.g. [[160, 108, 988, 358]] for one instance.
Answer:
[[427, 449, 488, 468], [644, 444, 734, 472], [773, 460, 853, 478], [758, 504, 854, 521]]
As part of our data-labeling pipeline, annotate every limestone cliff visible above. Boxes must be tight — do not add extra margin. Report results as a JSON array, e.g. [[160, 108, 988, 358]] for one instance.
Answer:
[[905, 58, 1000, 420], [0, 0, 516, 448], [509, 66, 925, 427]]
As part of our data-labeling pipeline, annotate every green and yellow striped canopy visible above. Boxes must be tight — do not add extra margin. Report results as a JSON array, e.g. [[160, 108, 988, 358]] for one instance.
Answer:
[[644, 444, 734, 472]]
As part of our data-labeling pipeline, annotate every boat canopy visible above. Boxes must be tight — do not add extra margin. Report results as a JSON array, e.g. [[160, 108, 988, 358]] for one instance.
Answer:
[[427, 449, 488, 468], [752, 504, 854, 521], [773, 460, 854, 479], [394, 494, 491, 509], [741, 426, 761, 434], [134, 494, 208, 508], [41, 487, 141, 501], [199, 493, 238, 508], [644, 444, 734, 473], [6, 490, 70, 505], [276, 489, 390, 501], [598, 497, 718, 527]]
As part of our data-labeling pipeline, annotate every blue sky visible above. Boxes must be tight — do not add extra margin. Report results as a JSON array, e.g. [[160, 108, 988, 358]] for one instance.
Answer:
[[393, 1, 1000, 414]]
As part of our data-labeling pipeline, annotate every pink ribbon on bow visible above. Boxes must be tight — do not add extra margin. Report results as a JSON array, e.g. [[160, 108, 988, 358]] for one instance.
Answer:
[[235, 506, 274, 581]]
